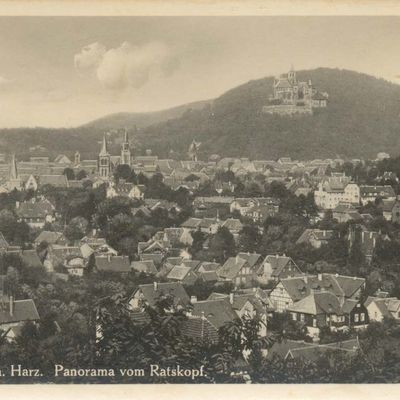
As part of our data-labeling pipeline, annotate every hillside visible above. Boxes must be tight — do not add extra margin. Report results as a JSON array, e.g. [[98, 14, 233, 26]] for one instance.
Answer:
[[138, 68, 400, 160], [1, 68, 400, 160], [83, 99, 211, 130]]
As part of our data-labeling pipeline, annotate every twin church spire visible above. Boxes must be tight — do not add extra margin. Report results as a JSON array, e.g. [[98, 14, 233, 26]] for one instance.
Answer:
[[98, 129, 132, 179]]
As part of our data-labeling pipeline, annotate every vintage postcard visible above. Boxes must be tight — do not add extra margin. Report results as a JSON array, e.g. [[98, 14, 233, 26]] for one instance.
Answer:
[[0, 0, 400, 398]]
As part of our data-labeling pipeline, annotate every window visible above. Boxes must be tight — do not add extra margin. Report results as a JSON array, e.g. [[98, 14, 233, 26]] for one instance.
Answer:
[[360, 313, 365, 322], [354, 314, 359, 322], [300, 314, 305, 322], [313, 319, 317, 327], [292, 313, 296, 321]]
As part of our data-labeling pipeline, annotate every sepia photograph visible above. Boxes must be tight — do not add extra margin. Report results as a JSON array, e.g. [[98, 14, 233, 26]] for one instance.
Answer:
[[1, 1, 400, 394]]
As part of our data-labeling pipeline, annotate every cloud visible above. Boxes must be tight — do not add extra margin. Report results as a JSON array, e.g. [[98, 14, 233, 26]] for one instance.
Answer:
[[74, 42, 106, 71], [74, 41, 179, 90], [0, 76, 12, 87]]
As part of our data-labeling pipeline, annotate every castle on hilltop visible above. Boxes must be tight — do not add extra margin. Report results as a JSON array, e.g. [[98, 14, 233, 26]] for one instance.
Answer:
[[263, 67, 328, 115]]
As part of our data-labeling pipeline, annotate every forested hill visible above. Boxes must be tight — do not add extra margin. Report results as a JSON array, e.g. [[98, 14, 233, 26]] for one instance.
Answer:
[[138, 68, 400, 160], [1, 68, 400, 160]]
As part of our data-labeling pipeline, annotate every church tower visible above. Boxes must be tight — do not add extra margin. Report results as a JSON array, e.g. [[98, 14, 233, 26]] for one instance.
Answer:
[[7, 154, 22, 191], [120, 129, 131, 166], [288, 65, 297, 85], [74, 151, 81, 167], [98, 133, 111, 178]]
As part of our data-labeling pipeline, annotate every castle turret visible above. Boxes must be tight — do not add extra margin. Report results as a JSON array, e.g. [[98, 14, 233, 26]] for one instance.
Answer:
[[98, 133, 111, 178]]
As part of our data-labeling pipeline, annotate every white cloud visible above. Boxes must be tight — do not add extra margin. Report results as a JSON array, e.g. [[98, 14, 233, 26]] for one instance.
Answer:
[[0, 76, 12, 87], [74, 41, 179, 90], [74, 42, 106, 71]]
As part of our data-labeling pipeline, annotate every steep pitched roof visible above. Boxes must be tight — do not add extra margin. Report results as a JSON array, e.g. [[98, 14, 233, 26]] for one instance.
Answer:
[[34, 231, 65, 245], [181, 315, 219, 342], [263, 255, 300, 277], [217, 256, 248, 280], [222, 218, 243, 232], [135, 282, 190, 308], [287, 291, 342, 315], [191, 298, 238, 329], [236, 252, 262, 269], [0, 232, 9, 250], [167, 266, 192, 281], [0, 299, 40, 324], [16, 198, 55, 219], [95, 256, 131, 273], [19, 250, 43, 268], [131, 260, 157, 275], [38, 175, 69, 188]]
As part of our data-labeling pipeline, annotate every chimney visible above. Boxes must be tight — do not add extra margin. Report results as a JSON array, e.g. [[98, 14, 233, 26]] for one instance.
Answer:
[[9, 295, 14, 317], [190, 295, 197, 304], [92, 228, 97, 236], [153, 281, 158, 291], [229, 293, 234, 304], [318, 273, 322, 281], [107, 254, 111, 262]]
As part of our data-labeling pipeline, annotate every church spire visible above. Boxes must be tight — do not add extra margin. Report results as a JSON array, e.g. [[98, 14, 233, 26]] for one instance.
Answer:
[[9, 154, 18, 180], [99, 133, 108, 157]]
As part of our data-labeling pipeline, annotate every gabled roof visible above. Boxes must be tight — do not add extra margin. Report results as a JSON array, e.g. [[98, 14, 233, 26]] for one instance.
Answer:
[[19, 250, 43, 268], [267, 339, 360, 362], [0, 299, 40, 324], [135, 282, 190, 308], [222, 218, 243, 231], [95, 256, 131, 273], [167, 265, 192, 281], [296, 229, 335, 244], [278, 274, 365, 302], [181, 315, 219, 342], [263, 255, 300, 277], [236, 252, 262, 269], [16, 198, 55, 219], [360, 185, 395, 197], [217, 256, 248, 280], [38, 175, 69, 188], [131, 260, 157, 275], [287, 291, 342, 315], [191, 298, 238, 329], [34, 231, 65, 245], [0, 232, 9, 249]]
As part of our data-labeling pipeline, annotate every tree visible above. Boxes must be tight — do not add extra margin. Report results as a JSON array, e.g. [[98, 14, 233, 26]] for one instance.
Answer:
[[114, 164, 132, 183], [64, 216, 89, 242], [76, 170, 87, 180], [208, 227, 236, 263], [190, 229, 206, 256], [238, 225, 261, 253], [63, 168, 75, 181]]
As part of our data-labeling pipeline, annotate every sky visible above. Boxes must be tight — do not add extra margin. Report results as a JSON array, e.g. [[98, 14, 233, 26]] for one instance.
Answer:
[[1, 16, 400, 128]]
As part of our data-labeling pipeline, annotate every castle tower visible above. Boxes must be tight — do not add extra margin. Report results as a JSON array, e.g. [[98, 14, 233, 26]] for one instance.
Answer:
[[98, 133, 111, 178], [120, 129, 131, 166], [7, 154, 22, 191], [74, 151, 81, 166]]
